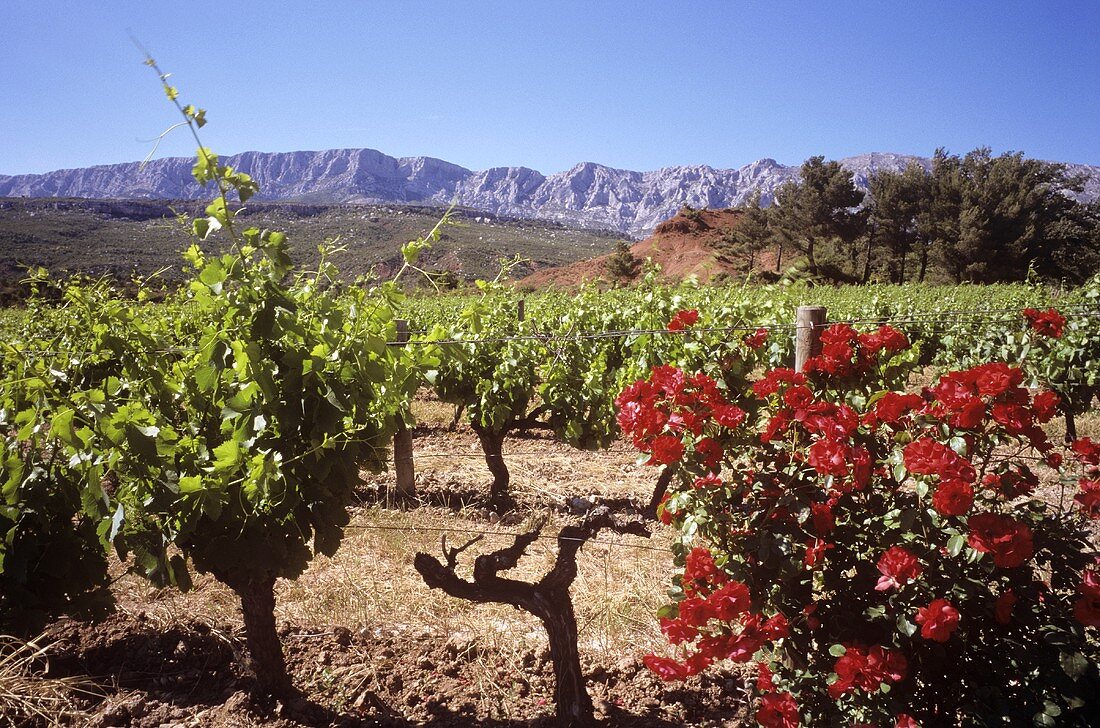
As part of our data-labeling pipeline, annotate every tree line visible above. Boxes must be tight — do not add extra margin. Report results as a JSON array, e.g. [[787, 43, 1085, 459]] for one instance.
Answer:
[[720, 148, 1100, 284]]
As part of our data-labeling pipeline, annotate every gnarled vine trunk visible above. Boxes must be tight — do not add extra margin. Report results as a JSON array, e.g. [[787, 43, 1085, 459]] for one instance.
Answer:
[[645, 464, 677, 519], [233, 576, 292, 698], [414, 507, 649, 727], [472, 422, 510, 509]]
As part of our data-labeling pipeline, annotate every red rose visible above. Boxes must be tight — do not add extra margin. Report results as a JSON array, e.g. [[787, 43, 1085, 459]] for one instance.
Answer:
[[1074, 569, 1100, 627], [744, 327, 769, 349], [756, 661, 775, 692], [657, 493, 674, 525], [950, 397, 986, 429], [803, 539, 833, 568], [991, 401, 1032, 435], [903, 438, 951, 476], [876, 325, 910, 352], [1023, 307, 1066, 337], [915, 598, 960, 642], [932, 479, 974, 516], [830, 644, 907, 697], [694, 437, 723, 469], [811, 502, 835, 535], [1075, 479, 1100, 518], [713, 403, 747, 428], [933, 373, 978, 409], [761, 412, 790, 443], [1032, 390, 1060, 423], [648, 434, 684, 466], [762, 613, 790, 640], [967, 513, 1034, 568], [876, 546, 922, 591], [707, 580, 752, 621], [782, 385, 815, 409], [692, 473, 723, 489], [752, 368, 806, 398], [895, 715, 921, 728], [994, 589, 1017, 625], [643, 654, 689, 681], [677, 596, 714, 627], [982, 467, 1037, 499], [755, 692, 800, 728], [1071, 437, 1100, 466], [809, 437, 851, 477], [864, 392, 923, 428], [667, 309, 699, 331], [684, 546, 726, 590], [972, 362, 1023, 397], [659, 617, 697, 644]]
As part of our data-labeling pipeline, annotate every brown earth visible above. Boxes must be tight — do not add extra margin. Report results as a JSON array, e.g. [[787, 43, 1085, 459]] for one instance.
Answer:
[[18, 408, 752, 727], [519, 208, 776, 288], [42, 612, 748, 728]]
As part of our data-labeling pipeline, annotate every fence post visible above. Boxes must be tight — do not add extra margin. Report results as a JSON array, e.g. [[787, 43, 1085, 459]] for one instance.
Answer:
[[393, 319, 416, 500], [795, 306, 826, 373], [517, 298, 526, 322]]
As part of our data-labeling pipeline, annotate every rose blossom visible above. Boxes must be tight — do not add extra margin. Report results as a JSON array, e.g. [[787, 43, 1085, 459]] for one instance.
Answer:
[[915, 598, 960, 642], [932, 479, 974, 516], [876, 546, 922, 591], [1022, 307, 1066, 337], [967, 513, 1034, 568], [1074, 568, 1100, 627], [755, 691, 800, 728], [667, 309, 699, 331]]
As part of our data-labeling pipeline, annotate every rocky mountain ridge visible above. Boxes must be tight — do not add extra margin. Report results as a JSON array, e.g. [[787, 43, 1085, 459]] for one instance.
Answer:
[[2, 150, 1097, 237]]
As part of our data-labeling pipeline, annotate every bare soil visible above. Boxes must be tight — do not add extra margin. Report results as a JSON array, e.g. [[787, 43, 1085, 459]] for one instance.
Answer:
[[519, 208, 752, 288], [25, 413, 751, 727], [42, 613, 748, 727]]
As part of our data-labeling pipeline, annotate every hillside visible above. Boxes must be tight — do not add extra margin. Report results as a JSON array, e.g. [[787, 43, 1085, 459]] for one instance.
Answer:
[[0, 198, 621, 287], [4, 150, 1097, 238], [520, 207, 750, 288]]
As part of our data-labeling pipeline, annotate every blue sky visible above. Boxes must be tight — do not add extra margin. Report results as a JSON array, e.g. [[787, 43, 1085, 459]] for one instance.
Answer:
[[1, 1, 1098, 176]]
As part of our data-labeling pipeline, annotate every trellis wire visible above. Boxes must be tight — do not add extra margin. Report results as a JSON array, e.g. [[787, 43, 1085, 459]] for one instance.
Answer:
[[3, 306, 1099, 356], [344, 522, 670, 554]]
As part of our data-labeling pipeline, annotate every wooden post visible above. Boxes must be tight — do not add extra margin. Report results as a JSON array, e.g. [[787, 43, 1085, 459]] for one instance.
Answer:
[[393, 319, 415, 500], [795, 306, 826, 373], [517, 298, 526, 322]]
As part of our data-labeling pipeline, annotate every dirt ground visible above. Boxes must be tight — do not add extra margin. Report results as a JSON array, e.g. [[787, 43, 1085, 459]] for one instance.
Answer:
[[23, 404, 754, 727], [41, 613, 748, 727]]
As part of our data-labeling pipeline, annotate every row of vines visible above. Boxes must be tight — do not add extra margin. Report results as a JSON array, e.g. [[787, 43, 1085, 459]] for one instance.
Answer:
[[2, 67, 1099, 725]]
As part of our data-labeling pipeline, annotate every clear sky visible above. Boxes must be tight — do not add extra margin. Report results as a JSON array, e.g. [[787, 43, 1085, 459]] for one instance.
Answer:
[[2, 1, 1098, 176]]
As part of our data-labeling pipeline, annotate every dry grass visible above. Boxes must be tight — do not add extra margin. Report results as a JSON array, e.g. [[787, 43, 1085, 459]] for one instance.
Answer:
[[109, 422, 675, 686], [0, 635, 96, 727]]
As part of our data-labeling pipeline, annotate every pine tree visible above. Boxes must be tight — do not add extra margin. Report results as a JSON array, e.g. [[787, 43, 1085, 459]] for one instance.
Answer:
[[604, 240, 640, 281], [770, 157, 866, 278]]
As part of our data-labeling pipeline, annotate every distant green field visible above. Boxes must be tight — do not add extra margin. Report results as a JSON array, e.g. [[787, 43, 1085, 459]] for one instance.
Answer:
[[0, 306, 27, 339], [0, 198, 623, 287]]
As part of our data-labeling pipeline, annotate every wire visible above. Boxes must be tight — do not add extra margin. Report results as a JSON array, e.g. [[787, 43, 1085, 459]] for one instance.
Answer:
[[3, 307, 1098, 355], [344, 522, 670, 553]]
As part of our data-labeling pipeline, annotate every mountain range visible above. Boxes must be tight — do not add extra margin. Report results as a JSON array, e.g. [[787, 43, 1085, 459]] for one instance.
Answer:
[[2, 150, 1097, 238]]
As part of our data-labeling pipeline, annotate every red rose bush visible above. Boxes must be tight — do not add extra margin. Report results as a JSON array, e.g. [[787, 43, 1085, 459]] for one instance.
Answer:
[[618, 320, 1099, 726]]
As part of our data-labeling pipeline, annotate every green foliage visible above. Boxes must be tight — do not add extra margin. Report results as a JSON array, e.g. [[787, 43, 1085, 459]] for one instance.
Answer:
[[0, 60, 439, 690], [717, 192, 771, 274], [771, 157, 867, 279], [605, 240, 641, 282]]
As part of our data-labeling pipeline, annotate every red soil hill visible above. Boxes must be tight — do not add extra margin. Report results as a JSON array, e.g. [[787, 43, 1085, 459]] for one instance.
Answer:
[[519, 207, 766, 288]]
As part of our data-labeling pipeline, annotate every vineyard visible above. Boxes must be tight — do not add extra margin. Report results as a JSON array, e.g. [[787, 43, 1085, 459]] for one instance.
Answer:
[[2, 71, 1100, 728]]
